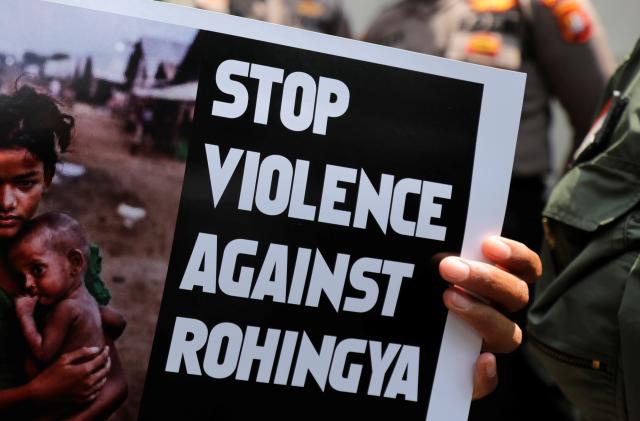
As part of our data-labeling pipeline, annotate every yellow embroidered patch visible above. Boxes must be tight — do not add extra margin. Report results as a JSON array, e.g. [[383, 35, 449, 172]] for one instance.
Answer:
[[469, 0, 518, 13], [296, 0, 326, 18], [466, 32, 502, 56], [553, 0, 593, 43]]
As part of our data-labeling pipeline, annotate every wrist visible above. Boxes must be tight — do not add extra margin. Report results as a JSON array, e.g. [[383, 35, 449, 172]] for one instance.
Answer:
[[14, 381, 38, 406]]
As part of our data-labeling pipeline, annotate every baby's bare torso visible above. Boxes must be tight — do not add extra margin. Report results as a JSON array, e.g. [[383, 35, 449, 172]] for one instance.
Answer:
[[41, 286, 104, 359]]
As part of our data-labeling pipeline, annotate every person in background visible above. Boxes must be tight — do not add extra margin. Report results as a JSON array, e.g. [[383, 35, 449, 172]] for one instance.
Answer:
[[194, 0, 352, 37], [364, 1, 615, 420]]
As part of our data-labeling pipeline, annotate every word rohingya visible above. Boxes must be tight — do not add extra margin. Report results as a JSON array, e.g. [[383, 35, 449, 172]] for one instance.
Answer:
[[166, 319, 420, 401]]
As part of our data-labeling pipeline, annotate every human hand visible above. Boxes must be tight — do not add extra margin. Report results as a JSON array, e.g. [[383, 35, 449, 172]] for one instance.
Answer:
[[27, 346, 111, 404], [65, 339, 128, 421], [439, 236, 542, 399], [15, 294, 38, 317], [195, 0, 230, 13]]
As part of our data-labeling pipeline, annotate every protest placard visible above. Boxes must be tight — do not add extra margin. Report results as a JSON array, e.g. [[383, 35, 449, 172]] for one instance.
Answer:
[[1, 1, 525, 419]]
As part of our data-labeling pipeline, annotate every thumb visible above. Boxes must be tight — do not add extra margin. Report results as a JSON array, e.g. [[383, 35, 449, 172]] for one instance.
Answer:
[[472, 353, 498, 400]]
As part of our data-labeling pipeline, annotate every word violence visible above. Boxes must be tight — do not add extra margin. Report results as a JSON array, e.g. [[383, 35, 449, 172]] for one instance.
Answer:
[[206, 144, 453, 241]]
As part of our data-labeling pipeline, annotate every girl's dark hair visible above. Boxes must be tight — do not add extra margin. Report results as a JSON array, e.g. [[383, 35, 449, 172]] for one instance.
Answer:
[[0, 85, 74, 178]]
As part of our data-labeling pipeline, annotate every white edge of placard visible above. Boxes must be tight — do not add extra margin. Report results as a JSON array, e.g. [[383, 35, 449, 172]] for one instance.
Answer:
[[426, 68, 525, 421], [40, 0, 526, 419]]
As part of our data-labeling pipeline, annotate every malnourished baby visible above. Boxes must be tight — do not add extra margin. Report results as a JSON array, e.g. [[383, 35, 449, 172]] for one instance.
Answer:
[[10, 212, 107, 417]]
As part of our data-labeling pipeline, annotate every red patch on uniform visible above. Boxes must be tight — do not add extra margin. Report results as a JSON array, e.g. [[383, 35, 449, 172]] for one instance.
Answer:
[[466, 33, 502, 57], [469, 0, 518, 13], [297, 0, 326, 18], [553, 0, 593, 43], [594, 99, 613, 122], [573, 99, 611, 159]]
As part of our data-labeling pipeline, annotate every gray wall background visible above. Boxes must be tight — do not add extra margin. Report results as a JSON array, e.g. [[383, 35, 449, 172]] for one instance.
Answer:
[[590, 0, 640, 59]]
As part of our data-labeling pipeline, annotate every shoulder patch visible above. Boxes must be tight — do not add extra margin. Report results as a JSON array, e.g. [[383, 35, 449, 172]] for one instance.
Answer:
[[573, 99, 612, 160], [296, 0, 327, 18], [469, 0, 518, 13], [466, 32, 503, 56], [550, 0, 593, 43]]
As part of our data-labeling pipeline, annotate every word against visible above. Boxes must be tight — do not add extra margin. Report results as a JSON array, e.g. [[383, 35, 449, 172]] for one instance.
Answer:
[[211, 60, 350, 135], [166, 318, 420, 401], [179, 234, 414, 317], [206, 144, 453, 241]]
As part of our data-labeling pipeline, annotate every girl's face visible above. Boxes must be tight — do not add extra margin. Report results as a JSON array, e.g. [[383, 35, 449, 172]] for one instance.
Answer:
[[0, 148, 49, 240]]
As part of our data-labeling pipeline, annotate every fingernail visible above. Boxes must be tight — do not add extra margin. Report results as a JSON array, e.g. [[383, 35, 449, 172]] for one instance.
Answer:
[[450, 290, 473, 311], [444, 258, 469, 283], [485, 360, 497, 378], [88, 347, 100, 354], [487, 236, 511, 260]]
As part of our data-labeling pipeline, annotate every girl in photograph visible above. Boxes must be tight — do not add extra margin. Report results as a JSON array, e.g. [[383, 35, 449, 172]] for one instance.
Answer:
[[0, 86, 127, 420]]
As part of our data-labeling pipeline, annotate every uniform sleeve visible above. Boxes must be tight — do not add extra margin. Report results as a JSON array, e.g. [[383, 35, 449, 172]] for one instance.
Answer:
[[528, 0, 616, 149], [618, 80, 640, 420], [620, 256, 640, 421], [84, 244, 112, 306]]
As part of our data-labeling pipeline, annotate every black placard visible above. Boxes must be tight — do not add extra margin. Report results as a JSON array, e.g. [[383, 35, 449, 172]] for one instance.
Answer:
[[140, 29, 482, 420]]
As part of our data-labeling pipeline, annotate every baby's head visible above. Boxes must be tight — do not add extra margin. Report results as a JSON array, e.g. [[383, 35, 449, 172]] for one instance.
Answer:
[[9, 212, 89, 306]]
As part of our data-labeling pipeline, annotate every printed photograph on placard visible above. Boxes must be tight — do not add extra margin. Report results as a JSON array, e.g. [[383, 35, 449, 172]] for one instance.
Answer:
[[0, 2, 196, 419]]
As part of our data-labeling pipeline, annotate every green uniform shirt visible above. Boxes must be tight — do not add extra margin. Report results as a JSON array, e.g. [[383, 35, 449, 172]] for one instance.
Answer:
[[529, 38, 640, 421]]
